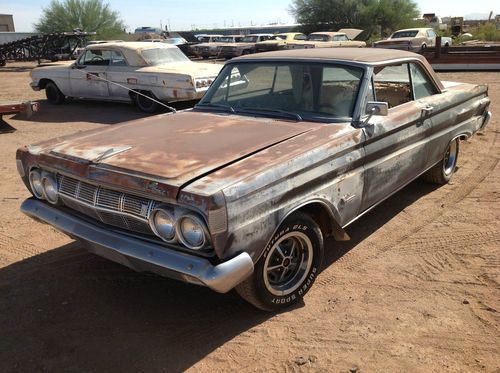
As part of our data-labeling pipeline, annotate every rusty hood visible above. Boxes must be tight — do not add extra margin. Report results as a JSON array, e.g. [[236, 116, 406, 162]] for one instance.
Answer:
[[44, 111, 312, 189]]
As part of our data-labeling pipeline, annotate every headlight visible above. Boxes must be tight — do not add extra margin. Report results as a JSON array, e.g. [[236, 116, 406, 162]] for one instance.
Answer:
[[178, 214, 206, 250], [149, 207, 176, 243], [41, 173, 58, 204], [28, 168, 44, 199]]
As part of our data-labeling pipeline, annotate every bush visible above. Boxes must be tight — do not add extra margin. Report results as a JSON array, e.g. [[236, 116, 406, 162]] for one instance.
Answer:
[[472, 23, 500, 41]]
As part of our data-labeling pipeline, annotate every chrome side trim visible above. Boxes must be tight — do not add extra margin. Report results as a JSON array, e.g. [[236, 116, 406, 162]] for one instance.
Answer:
[[21, 199, 254, 293]]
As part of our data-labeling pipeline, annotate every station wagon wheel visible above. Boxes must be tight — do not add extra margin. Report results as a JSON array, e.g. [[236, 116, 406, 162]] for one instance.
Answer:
[[423, 138, 460, 184], [45, 81, 65, 104], [236, 212, 324, 311], [134, 91, 159, 113]]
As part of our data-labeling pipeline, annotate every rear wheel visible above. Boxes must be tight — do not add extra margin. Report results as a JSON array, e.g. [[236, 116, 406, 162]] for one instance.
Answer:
[[423, 138, 459, 184], [134, 91, 159, 113], [45, 81, 65, 104], [236, 212, 324, 311]]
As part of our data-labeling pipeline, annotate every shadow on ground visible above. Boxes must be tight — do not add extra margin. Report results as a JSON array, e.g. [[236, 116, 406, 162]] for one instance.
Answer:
[[7, 99, 200, 126], [0, 179, 439, 372]]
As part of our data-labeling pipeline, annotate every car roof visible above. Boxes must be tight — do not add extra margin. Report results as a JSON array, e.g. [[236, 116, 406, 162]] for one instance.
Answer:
[[394, 28, 430, 32], [233, 48, 444, 90], [84, 42, 180, 67], [235, 47, 421, 63], [310, 31, 346, 36]]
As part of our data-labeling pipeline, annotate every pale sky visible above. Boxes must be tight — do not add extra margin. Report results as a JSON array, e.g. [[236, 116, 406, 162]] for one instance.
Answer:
[[1, 0, 498, 32]]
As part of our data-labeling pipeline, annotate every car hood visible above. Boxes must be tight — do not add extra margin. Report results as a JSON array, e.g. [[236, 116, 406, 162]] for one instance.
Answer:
[[44, 111, 313, 189]]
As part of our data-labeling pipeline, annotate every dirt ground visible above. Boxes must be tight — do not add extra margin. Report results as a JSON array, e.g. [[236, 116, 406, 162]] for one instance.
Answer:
[[0, 62, 498, 372]]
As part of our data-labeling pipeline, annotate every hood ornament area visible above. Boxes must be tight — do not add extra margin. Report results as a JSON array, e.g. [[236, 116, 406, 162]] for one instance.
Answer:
[[92, 146, 132, 164]]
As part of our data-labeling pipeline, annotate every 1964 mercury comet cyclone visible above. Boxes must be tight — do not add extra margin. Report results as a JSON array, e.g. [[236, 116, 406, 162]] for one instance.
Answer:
[[17, 49, 491, 311]]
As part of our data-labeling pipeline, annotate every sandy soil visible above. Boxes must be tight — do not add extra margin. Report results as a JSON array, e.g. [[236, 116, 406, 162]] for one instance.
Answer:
[[0, 62, 498, 372]]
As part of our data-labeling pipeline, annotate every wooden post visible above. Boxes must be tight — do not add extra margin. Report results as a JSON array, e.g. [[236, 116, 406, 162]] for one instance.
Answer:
[[435, 36, 442, 59]]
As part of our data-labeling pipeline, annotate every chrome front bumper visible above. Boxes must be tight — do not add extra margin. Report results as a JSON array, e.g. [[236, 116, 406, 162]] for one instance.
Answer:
[[21, 199, 254, 293], [481, 110, 492, 130]]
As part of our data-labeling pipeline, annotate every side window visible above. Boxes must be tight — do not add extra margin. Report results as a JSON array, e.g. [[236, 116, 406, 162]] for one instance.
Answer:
[[81, 49, 111, 66], [110, 50, 127, 66], [333, 35, 348, 41], [426, 30, 436, 38], [373, 63, 412, 108], [294, 34, 307, 40], [410, 63, 437, 99]]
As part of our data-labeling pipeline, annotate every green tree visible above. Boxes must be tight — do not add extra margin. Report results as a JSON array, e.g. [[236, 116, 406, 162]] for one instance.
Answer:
[[289, 0, 421, 38], [34, 0, 125, 38]]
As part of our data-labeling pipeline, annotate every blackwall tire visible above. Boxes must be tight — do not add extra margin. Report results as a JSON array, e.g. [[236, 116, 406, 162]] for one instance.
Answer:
[[423, 138, 460, 184], [135, 91, 159, 113], [236, 212, 324, 311], [45, 81, 65, 104]]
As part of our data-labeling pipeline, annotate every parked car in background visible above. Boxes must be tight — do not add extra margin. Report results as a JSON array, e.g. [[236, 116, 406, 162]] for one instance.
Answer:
[[373, 28, 452, 52], [287, 30, 366, 49], [192, 35, 244, 59], [30, 42, 222, 112], [255, 32, 307, 52], [195, 34, 223, 43], [218, 34, 274, 58], [18, 48, 491, 311]]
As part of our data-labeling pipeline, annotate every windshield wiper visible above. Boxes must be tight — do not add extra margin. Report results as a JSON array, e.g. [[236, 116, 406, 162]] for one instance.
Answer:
[[236, 107, 302, 121], [195, 102, 235, 113]]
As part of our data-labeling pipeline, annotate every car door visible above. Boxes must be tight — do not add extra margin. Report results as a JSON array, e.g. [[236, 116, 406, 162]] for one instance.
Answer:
[[69, 48, 110, 98], [106, 49, 132, 100], [408, 62, 455, 170], [360, 62, 430, 211]]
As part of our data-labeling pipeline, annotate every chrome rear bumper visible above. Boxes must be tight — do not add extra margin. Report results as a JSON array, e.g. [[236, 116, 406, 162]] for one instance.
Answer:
[[21, 199, 254, 293]]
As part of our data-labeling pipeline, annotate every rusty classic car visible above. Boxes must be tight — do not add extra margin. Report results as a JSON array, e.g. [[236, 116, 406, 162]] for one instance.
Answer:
[[17, 49, 491, 311], [254, 33, 307, 52], [218, 34, 274, 58], [373, 28, 452, 52], [192, 35, 244, 59], [29, 42, 222, 112], [287, 29, 366, 49]]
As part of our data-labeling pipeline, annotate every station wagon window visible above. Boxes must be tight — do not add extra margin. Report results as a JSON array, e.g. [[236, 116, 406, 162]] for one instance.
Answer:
[[373, 64, 412, 108], [200, 62, 364, 121], [410, 63, 437, 99], [80, 49, 112, 66]]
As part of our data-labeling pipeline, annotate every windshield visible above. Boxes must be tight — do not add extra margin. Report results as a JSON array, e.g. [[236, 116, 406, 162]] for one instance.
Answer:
[[198, 62, 364, 121], [307, 34, 330, 41], [241, 36, 258, 42], [141, 47, 190, 65], [392, 30, 418, 38]]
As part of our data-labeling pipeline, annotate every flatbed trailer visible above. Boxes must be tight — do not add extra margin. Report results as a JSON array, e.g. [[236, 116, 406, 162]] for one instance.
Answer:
[[0, 101, 40, 132]]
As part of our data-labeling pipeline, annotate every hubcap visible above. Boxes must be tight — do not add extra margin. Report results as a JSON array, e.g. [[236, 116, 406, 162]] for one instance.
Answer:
[[443, 140, 458, 176], [263, 232, 313, 296]]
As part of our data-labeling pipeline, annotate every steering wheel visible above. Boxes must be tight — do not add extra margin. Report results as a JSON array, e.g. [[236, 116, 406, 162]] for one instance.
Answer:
[[91, 56, 104, 62]]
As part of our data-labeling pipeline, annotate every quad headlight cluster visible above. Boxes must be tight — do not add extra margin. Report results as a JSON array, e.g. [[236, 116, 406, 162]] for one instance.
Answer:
[[149, 205, 210, 250], [28, 168, 59, 204]]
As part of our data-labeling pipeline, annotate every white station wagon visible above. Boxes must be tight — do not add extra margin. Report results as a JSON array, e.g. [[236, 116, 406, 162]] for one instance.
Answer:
[[29, 42, 223, 112]]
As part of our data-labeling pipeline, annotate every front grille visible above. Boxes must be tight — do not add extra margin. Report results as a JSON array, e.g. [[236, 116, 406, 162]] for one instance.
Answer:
[[57, 174, 156, 235]]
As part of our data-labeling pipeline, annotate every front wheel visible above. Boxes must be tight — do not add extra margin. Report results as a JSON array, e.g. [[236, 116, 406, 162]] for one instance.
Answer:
[[423, 138, 459, 184], [236, 212, 324, 311], [45, 81, 65, 104]]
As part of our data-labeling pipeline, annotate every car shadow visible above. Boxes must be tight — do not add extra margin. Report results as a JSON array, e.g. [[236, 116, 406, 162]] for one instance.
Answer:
[[0, 178, 440, 372], [9, 99, 200, 125]]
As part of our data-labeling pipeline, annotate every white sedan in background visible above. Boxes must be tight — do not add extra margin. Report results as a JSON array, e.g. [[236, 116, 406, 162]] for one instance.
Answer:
[[30, 42, 222, 112]]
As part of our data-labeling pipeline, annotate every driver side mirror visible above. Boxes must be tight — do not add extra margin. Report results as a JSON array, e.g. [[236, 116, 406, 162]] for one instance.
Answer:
[[365, 101, 389, 116]]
